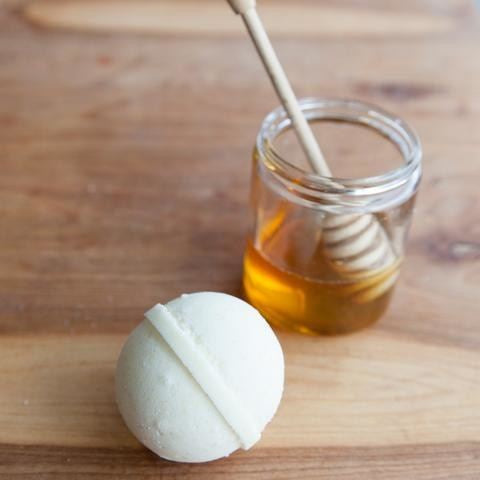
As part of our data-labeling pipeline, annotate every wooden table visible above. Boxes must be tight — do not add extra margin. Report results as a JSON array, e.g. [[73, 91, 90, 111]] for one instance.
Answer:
[[1, 0, 480, 478]]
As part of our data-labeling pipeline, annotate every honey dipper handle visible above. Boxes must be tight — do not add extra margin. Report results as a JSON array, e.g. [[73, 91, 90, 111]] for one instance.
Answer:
[[226, 0, 256, 15], [227, 1, 331, 176]]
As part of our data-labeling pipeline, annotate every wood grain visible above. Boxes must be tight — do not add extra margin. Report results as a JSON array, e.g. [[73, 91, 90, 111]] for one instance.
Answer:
[[1, 331, 479, 448], [23, 0, 460, 37], [2, 444, 480, 480], [1, 0, 480, 478]]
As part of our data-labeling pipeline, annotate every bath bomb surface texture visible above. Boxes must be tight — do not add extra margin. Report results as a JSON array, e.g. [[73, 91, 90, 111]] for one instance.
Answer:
[[115, 292, 284, 463]]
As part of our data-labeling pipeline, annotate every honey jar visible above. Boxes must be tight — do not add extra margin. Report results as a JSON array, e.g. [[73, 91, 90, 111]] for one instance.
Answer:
[[243, 98, 422, 335]]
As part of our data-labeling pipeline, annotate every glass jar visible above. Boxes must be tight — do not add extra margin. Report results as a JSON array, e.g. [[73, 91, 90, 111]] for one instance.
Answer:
[[243, 98, 422, 335]]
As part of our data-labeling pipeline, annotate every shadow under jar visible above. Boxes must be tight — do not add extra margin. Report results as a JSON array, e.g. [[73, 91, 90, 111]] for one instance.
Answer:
[[243, 98, 422, 335]]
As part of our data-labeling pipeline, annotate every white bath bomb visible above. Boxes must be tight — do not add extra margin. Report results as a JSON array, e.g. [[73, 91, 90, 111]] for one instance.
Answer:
[[115, 292, 284, 463]]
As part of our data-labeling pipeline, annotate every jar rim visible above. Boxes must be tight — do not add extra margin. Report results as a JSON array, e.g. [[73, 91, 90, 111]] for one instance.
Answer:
[[256, 97, 422, 206]]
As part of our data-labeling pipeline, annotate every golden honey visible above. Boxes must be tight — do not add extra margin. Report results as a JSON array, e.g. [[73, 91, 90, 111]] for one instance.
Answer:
[[243, 214, 401, 335]]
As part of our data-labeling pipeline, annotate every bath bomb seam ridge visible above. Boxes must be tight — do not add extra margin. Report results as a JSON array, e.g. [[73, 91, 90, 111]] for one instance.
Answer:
[[145, 303, 261, 450]]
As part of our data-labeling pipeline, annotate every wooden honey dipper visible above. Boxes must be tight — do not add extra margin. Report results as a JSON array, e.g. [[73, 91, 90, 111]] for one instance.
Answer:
[[227, 0, 399, 302]]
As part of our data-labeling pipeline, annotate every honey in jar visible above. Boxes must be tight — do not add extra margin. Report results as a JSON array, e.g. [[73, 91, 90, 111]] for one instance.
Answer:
[[243, 212, 402, 335]]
